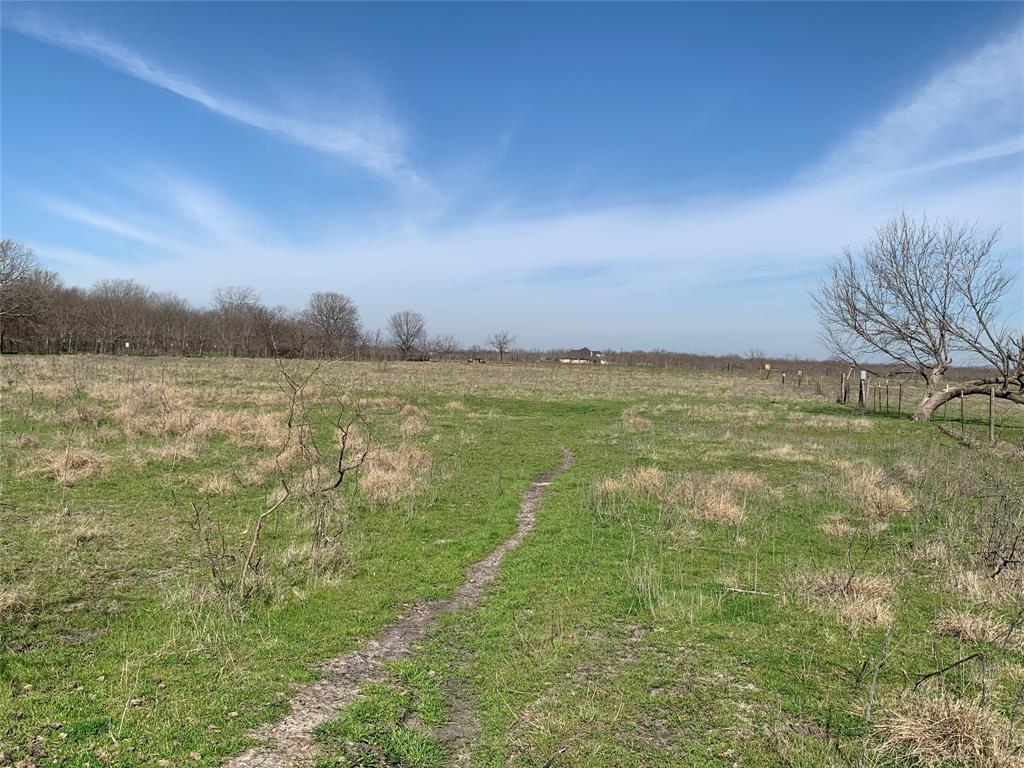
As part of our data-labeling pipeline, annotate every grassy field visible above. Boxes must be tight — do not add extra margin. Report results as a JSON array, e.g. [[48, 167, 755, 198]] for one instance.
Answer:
[[2, 357, 1023, 768]]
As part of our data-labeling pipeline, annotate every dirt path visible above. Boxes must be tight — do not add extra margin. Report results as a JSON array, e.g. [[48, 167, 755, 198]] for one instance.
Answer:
[[225, 447, 575, 768]]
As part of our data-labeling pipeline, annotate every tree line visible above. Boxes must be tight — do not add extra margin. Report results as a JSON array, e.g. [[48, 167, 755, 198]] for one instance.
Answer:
[[1, 238, 450, 359]]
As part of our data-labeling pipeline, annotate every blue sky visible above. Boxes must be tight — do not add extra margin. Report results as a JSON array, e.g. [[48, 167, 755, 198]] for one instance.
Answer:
[[2, 2, 1022, 356]]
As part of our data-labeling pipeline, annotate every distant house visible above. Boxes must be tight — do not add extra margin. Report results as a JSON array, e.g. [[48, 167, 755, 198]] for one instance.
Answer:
[[559, 347, 606, 364]]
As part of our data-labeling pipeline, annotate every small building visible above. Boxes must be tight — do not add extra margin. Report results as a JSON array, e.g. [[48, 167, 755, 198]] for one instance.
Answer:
[[559, 347, 606, 364]]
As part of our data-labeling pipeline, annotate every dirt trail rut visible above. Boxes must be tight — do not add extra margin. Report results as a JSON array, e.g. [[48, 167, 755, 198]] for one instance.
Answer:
[[225, 447, 575, 767]]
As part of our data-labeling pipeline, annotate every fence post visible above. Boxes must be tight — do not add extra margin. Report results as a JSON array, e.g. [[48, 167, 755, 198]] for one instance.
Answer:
[[897, 384, 902, 418], [989, 385, 995, 444], [960, 392, 965, 439]]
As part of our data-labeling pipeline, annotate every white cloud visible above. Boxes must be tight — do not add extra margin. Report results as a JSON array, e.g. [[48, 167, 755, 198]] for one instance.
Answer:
[[6, 11, 428, 191]]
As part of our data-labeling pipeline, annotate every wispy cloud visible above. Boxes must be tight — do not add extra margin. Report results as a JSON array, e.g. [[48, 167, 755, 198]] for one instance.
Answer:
[[28, 20, 1024, 354], [810, 24, 1024, 181], [6, 10, 428, 191], [43, 199, 175, 250]]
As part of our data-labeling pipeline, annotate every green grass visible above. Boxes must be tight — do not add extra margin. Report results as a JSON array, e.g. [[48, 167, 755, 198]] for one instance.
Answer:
[[2, 357, 1022, 767]]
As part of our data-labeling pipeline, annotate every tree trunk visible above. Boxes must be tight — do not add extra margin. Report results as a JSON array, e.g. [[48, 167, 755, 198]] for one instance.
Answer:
[[913, 381, 1024, 421]]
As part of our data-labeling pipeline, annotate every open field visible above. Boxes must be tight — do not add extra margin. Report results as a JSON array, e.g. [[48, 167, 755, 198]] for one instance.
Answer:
[[2, 357, 1024, 768]]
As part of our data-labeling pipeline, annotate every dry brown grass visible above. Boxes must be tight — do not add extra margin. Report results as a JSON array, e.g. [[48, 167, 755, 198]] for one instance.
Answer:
[[790, 569, 893, 631], [0, 585, 31, 617], [358, 445, 432, 504], [3, 433, 40, 449], [621, 410, 653, 432], [27, 447, 108, 485], [598, 468, 756, 524], [819, 515, 858, 538], [765, 443, 813, 461], [877, 694, 1023, 767], [837, 461, 913, 517], [948, 567, 1021, 607], [598, 466, 666, 494], [797, 414, 874, 432], [198, 474, 235, 495], [935, 610, 1016, 648], [910, 538, 953, 567], [193, 409, 284, 449], [444, 400, 465, 411], [400, 414, 427, 437]]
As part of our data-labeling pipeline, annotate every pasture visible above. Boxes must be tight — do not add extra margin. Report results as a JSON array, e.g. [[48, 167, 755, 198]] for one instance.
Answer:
[[2, 357, 1023, 767]]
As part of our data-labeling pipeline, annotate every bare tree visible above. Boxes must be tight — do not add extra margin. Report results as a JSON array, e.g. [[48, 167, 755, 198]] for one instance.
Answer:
[[303, 291, 361, 358], [487, 330, 516, 362], [213, 286, 261, 356], [388, 310, 427, 360], [0, 238, 54, 352], [815, 213, 1023, 420], [88, 279, 151, 354], [430, 333, 459, 360]]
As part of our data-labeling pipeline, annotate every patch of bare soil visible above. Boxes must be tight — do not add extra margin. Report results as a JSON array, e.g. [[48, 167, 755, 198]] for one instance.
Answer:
[[225, 447, 575, 768]]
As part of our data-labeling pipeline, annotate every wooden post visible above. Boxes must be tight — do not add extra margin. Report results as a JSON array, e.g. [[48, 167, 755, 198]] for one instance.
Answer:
[[960, 392, 965, 438], [885, 383, 889, 414], [897, 384, 902, 418], [989, 386, 995, 444]]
